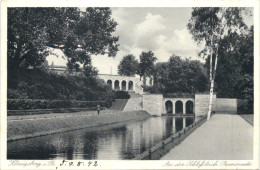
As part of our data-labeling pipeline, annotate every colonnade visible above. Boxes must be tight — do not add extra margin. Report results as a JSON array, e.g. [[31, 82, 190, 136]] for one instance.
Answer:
[[107, 79, 134, 91], [165, 100, 194, 114]]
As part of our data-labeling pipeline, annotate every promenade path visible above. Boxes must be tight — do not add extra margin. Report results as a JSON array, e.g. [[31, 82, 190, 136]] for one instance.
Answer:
[[161, 113, 253, 160]]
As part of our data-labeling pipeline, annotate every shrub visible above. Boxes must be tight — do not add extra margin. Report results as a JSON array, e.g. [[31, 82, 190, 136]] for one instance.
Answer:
[[163, 93, 195, 98], [7, 68, 116, 107], [142, 85, 161, 94], [115, 91, 130, 99], [7, 89, 28, 99], [7, 99, 106, 110], [237, 103, 253, 114]]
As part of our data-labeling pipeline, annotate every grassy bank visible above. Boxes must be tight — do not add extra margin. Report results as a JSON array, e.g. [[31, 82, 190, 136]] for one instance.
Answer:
[[8, 110, 150, 141], [239, 114, 254, 125]]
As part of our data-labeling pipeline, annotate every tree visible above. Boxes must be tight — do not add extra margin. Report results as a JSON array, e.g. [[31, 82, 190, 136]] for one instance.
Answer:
[[151, 54, 208, 94], [154, 62, 169, 88], [187, 7, 248, 120], [165, 55, 207, 93], [167, 55, 186, 92], [240, 27, 254, 113], [187, 60, 208, 93], [8, 8, 119, 74], [118, 54, 139, 76], [83, 64, 98, 78], [211, 26, 253, 113], [207, 27, 253, 99], [138, 51, 157, 85]]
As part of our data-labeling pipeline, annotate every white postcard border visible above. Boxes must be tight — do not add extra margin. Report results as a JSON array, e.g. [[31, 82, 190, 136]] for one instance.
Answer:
[[1, 0, 259, 169]]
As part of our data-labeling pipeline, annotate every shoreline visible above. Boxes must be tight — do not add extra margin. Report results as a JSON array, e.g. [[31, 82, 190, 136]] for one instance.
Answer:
[[133, 114, 208, 160], [7, 110, 151, 141]]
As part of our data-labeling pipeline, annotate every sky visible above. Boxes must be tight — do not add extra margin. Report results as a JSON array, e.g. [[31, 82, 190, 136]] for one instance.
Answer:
[[47, 7, 253, 75]]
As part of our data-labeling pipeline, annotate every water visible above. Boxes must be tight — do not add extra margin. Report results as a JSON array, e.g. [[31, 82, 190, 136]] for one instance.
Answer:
[[7, 116, 200, 160]]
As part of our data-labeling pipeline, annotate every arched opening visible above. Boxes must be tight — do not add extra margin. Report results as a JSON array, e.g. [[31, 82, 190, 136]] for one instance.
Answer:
[[107, 80, 112, 88], [114, 80, 120, 90], [186, 100, 194, 114], [175, 100, 183, 114], [165, 100, 173, 114], [128, 81, 133, 91], [121, 81, 126, 91]]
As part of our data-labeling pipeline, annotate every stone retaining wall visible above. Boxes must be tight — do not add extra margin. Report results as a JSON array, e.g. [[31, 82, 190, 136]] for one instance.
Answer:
[[143, 93, 247, 116], [143, 94, 163, 116], [195, 94, 216, 116], [215, 98, 237, 112]]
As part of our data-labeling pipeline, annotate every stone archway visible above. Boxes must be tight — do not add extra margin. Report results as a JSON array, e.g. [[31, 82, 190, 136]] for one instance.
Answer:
[[186, 100, 194, 114], [114, 80, 120, 90], [128, 81, 133, 91], [121, 80, 126, 91], [107, 80, 112, 88], [175, 100, 183, 114], [165, 100, 173, 114]]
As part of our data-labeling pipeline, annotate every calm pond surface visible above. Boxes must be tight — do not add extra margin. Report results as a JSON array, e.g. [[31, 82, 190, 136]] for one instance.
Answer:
[[8, 116, 200, 160]]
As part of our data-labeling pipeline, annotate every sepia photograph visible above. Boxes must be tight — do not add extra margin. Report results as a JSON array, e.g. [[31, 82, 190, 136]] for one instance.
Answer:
[[1, 0, 259, 169]]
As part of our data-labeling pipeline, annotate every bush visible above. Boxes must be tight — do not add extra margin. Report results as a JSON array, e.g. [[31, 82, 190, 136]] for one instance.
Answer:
[[142, 85, 161, 94], [7, 89, 29, 99], [163, 93, 195, 98], [7, 99, 107, 110], [115, 91, 130, 99], [7, 68, 116, 107], [237, 103, 253, 114]]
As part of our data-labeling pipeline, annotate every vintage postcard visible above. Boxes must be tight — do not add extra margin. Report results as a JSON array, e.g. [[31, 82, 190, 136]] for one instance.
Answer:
[[1, 0, 259, 169]]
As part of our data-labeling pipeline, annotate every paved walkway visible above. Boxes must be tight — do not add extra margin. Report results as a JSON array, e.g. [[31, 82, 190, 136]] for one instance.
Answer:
[[161, 113, 253, 160]]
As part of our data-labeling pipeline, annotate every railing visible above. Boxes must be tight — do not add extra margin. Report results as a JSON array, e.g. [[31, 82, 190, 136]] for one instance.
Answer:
[[8, 109, 110, 121], [7, 107, 106, 116], [135, 81, 144, 94], [133, 113, 213, 160], [7, 99, 106, 111], [161, 113, 195, 117]]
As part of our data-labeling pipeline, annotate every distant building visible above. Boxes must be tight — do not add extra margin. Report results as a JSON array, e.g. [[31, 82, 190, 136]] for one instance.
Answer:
[[48, 64, 153, 94]]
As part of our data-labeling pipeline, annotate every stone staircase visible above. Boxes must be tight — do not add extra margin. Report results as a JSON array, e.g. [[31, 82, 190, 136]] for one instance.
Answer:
[[109, 99, 128, 110], [123, 92, 143, 111]]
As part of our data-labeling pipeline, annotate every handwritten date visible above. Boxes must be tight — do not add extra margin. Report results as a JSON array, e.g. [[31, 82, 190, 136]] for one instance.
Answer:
[[56, 160, 99, 169]]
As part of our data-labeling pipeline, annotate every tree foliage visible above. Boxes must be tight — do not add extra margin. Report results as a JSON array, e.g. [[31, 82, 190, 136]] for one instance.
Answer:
[[8, 7, 119, 74], [153, 55, 208, 94], [207, 26, 253, 98], [138, 51, 157, 85], [188, 8, 247, 49], [153, 62, 169, 89], [118, 54, 139, 76]]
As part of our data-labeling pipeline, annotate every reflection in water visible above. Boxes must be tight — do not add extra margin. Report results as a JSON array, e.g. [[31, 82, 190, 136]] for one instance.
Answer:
[[165, 117, 173, 137], [175, 117, 195, 132], [8, 116, 199, 160], [186, 117, 195, 127], [175, 117, 183, 132]]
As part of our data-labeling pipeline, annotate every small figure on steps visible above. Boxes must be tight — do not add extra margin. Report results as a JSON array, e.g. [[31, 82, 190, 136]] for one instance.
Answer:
[[97, 104, 101, 115]]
